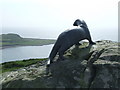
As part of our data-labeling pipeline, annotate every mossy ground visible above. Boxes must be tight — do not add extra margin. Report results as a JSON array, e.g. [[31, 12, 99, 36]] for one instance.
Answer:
[[0, 58, 48, 73]]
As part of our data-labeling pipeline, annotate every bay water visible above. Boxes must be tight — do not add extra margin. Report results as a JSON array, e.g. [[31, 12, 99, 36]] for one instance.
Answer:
[[0, 44, 54, 63]]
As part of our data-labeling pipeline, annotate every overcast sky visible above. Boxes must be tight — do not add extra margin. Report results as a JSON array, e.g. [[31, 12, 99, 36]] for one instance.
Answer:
[[0, 0, 119, 41]]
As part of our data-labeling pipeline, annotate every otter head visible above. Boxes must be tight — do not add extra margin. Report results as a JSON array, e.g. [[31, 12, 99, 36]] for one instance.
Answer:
[[80, 20, 88, 28], [73, 19, 82, 26], [73, 19, 88, 28]]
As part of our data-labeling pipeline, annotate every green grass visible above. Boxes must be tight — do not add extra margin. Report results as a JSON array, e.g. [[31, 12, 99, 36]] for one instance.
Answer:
[[0, 58, 48, 73]]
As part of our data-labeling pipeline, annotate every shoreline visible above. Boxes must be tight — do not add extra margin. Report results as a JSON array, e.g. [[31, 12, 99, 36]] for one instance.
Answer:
[[0, 43, 54, 49], [0, 40, 118, 50]]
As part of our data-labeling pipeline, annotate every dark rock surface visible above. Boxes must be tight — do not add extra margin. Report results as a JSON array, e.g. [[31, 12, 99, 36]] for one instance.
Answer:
[[1, 40, 120, 89]]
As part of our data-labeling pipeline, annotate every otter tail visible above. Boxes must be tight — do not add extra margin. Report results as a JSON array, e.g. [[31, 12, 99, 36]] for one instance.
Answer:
[[48, 41, 60, 64]]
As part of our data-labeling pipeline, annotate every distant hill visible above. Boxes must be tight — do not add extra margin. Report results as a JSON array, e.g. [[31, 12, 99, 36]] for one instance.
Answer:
[[0, 33, 56, 48]]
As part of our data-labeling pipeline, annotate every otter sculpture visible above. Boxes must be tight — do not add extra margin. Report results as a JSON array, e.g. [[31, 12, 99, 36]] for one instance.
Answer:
[[47, 19, 95, 65]]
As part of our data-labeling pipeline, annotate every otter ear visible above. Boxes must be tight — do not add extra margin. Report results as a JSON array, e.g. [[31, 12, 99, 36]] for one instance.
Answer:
[[81, 20, 88, 28]]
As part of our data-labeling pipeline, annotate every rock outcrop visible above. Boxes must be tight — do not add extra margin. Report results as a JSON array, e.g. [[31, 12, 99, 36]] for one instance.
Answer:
[[1, 40, 120, 89]]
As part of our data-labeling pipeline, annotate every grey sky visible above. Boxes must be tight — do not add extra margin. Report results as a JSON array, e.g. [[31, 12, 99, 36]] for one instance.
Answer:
[[0, 0, 118, 41]]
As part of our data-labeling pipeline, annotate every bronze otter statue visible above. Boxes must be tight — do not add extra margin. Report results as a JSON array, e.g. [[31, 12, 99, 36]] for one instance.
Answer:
[[47, 19, 95, 65]]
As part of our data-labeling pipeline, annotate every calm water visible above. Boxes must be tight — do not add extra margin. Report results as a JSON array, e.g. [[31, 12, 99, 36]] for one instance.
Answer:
[[0, 44, 54, 63]]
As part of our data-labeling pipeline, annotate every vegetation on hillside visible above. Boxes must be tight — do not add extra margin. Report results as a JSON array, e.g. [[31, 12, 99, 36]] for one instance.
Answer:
[[0, 33, 56, 48]]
